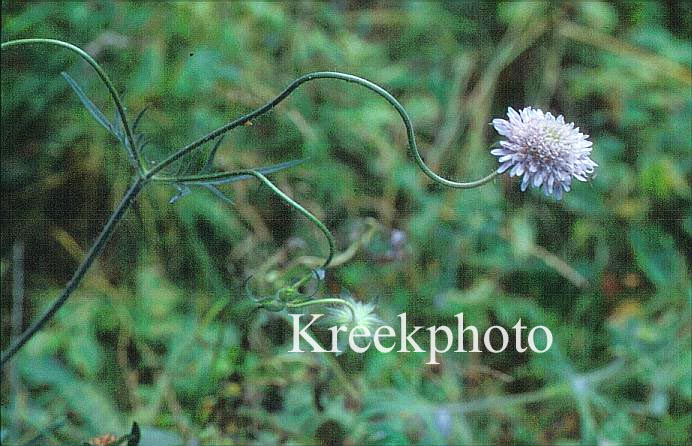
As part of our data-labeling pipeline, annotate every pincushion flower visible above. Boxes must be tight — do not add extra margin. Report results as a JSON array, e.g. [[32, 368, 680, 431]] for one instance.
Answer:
[[491, 107, 597, 199]]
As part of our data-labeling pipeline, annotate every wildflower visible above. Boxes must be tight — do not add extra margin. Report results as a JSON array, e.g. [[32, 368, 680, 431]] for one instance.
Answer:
[[491, 107, 597, 199]]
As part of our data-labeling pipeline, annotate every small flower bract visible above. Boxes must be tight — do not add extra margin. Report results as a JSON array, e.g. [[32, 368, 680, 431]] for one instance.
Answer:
[[491, 107, 597, 199]]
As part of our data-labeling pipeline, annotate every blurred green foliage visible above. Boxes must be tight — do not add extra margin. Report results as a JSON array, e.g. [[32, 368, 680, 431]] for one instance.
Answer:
[[1, 1, 690, 445]]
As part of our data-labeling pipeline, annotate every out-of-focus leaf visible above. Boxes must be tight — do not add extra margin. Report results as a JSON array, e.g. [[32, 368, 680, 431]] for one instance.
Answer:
[[639, 158, 689, 199], [17, 357, 124, 434], [509, 212, 535, 258], [66, 329, 103, 378], [577, 1, 618, 31], [496, 1, 547, 26], [628, 226, 686, 290]]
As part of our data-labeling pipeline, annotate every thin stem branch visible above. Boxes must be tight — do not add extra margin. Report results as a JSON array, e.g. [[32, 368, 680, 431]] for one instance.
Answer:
[[147, 72, 499, 188], [245, 170, 334, 269], [1, 38, 147, 174], [155, 169, 335, 267], [286, 297, 357, 320], [0, 177, 145, 367]]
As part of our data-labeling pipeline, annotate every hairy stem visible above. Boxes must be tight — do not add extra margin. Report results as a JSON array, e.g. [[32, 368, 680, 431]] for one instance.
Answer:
[[147, 72, 499, 188], [0, 177, 145, 367]]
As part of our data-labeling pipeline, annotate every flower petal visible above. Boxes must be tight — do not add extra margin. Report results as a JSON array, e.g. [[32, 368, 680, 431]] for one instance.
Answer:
[[497, 161, 513, 173], [492, 119, 513, 136]]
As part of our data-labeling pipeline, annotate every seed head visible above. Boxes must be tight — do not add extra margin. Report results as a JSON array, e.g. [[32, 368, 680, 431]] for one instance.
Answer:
[[324, 296, 382, 353], [327, 296, 382, 332]]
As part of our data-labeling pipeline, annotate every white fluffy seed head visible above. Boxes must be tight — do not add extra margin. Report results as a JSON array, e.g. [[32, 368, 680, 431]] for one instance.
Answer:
[[322, 296, 382, 353], [491, 107, 597, 199], [326, 296, 382, 332]]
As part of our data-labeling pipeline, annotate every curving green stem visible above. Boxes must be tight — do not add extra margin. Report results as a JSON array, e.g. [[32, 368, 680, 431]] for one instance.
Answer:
[[290, 270, 318, 289], [286, 297, 356, 321], [0, 177, 145, 367], [1, 38, 147, 174], [147, 71, 500, 187], [1, 40, 500, 366], [157, 170, 335, 269]]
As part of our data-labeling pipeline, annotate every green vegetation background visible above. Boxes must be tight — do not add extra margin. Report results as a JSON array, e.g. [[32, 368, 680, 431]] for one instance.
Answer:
[[1, 1, 690, 445]]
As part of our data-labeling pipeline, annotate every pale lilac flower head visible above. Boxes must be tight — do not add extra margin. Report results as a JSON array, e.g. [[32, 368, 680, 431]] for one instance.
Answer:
[[491, 107, 597, 199]]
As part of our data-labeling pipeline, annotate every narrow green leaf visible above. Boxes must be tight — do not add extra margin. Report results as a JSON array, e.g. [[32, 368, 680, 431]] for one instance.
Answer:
[[132, 106, 149, 132], [199, 158, 306, 185], [62, 71, 139, 167], [202, 134, 226, 172], [61, 71, 116, 136], [169, 183, 192, 204], [203, 183, 235, 206]]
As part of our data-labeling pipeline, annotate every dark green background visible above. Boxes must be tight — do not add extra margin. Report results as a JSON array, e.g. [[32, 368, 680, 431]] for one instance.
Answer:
[[1, 1, 690, 445]]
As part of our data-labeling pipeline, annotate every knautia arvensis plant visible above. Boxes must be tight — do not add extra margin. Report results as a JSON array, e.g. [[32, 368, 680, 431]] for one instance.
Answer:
[[0, 38, 595, 365]]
